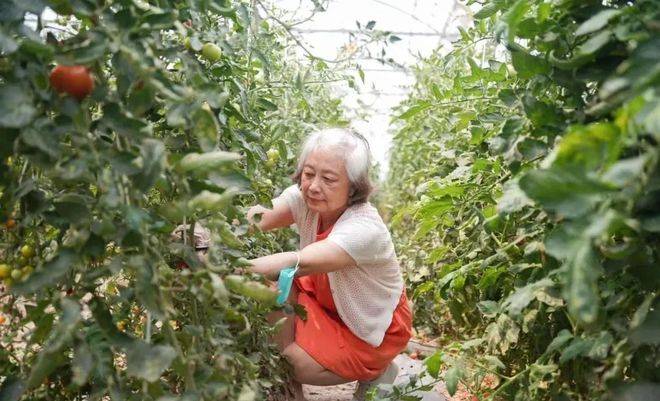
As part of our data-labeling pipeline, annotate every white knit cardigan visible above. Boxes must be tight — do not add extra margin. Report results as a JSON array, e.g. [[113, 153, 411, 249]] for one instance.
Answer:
[[275, 184, 404, 347]]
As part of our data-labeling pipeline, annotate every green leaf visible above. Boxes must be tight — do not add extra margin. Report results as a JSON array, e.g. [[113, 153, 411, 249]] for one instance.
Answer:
[[397, 101, 431, 120], [630, 295, 655, 329], [27, 299, 81, 388], [546, 329, 573, 353], [575, 9, 622, 36], [58, 32, 108, 64], [536, 3, 551, 23], [602, 155, 648, 187], [103, 103, 151, 137], [127, 84, 156, 117], [519, 169, 613, 218], [193, 107, 220, 151], [575, 30, 611, 56], [423, 351, 443, 379], [130, 257, 167, 319], [54, 193, 91, 224], [565, 243, 601, 325], [630, 304, 660, 346], [641, 215, 660, 232], [188, 189, 238, 212], [72, 342, 93, 386], [511, 50, 549, 79], [126, 341, 177, 382], [0, 376, 26, 401], [483, 355, 505, 370], [498, 0, 530, 42], [477, 301, 499, 318], [497, 179, 532, 213], [444, 366, 461, 396], [0, 84, 36, 128], [636, 97, 660, 139], [522, 95, 562, 128], [134, 139, 165, 190], [611, 382, 660, 401], [474, 3, 500, 19], [517, 138, 547, 161], [587, 331, 613, 359], [21, 124, 62, 159], [90, 297, 133, 347], [0, 26, 18, 54], [559, 337, 593, 363], [502, 278, 554, 316]]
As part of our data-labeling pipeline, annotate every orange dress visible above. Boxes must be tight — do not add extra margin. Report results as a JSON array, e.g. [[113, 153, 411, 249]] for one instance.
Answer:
[[294, 220, 412, 381]]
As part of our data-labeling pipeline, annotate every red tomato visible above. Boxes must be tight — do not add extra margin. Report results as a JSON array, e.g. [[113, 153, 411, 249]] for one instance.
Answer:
[[4, 219, 16, 230], [49, 65, 94, 100]]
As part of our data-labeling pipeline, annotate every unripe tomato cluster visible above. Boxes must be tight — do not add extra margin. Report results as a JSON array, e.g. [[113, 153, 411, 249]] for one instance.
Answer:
[[0, 244, 37, 287], [266, 148, 280, 168]]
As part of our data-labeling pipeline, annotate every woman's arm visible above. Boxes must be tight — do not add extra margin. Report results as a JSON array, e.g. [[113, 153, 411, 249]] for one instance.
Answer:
[[247, 201, 294, 232], [248, 240, 356, 280]]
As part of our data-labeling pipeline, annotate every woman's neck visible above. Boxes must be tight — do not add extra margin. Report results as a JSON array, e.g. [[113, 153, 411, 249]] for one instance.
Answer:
[[318, 206, 348, 231]]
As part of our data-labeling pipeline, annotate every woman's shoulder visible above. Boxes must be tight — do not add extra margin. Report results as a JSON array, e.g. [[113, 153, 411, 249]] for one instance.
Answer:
[[338, 202, 388, 230]]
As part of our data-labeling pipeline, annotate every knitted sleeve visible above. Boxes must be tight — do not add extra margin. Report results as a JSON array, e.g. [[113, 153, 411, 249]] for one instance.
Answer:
[[273, 184, 305, 226], [327, 208, 393, 266]]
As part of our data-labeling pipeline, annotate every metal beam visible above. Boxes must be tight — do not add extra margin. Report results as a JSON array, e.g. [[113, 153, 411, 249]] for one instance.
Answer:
[[291, 28, 459, 38]]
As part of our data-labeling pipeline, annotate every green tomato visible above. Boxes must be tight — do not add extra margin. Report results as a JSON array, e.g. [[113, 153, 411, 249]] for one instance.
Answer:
[[11, 269, 22, 280], [0, 264, 10, 279], [178, 151, 241, 173], [20, 245, 35, 258], [224, 275, 277, 304], [266, 148, 280, 167], [183, 37, 191, 50], [188, 189, 237, 212], [201, 43, 223, 62]]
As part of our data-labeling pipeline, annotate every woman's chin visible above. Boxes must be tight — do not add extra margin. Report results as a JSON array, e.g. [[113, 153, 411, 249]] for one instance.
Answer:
[[306, 200, 326, 212]]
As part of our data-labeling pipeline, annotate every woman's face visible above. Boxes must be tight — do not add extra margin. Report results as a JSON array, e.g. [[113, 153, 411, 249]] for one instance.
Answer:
[[300, 149, 351, 215]]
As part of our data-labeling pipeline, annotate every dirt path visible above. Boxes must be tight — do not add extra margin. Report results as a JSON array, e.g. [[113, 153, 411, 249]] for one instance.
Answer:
[[303, 353, 449, 401]]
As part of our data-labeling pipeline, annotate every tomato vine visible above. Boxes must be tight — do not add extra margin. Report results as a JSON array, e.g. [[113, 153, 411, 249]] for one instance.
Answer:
[[385, 0, 659, 399]]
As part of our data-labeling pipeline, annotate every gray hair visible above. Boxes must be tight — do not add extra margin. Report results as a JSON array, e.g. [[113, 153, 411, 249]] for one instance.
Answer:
[[292, 128, 374, 205]]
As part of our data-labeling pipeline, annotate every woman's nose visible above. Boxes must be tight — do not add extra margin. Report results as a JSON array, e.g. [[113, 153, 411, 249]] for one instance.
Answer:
[[308, 176, 321, 192]]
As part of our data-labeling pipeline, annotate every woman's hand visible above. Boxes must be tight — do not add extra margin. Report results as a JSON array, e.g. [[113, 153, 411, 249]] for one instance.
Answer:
[[246, 205, 267, 226], [245, 202, 294, 232]]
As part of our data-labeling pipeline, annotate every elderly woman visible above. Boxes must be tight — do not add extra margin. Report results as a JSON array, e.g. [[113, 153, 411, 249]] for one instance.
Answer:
[[247, 128, 412, 401]]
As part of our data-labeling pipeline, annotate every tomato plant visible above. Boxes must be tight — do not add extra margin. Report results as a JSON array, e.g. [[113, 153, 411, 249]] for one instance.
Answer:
[[384, 0, 659, 400], [0, 1, 350, 400]]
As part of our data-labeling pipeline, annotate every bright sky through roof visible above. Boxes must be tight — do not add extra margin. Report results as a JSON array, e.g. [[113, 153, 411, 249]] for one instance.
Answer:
[[272, 0, 472, 179]]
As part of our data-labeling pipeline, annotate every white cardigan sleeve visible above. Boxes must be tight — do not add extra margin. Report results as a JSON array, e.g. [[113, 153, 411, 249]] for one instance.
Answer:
[[327, 211, 393, 266]]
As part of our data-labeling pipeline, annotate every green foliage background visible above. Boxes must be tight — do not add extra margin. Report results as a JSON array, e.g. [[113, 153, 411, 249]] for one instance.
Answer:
[[385, 0, 659, 400]]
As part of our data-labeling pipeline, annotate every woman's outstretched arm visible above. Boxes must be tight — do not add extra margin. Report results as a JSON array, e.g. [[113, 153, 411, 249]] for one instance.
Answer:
[[247, 200, 294, 232], [248, 240, 356, 280]]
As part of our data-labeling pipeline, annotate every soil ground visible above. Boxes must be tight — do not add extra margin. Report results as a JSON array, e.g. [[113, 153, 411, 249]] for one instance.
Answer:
[[304, 348, 450, 401]]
